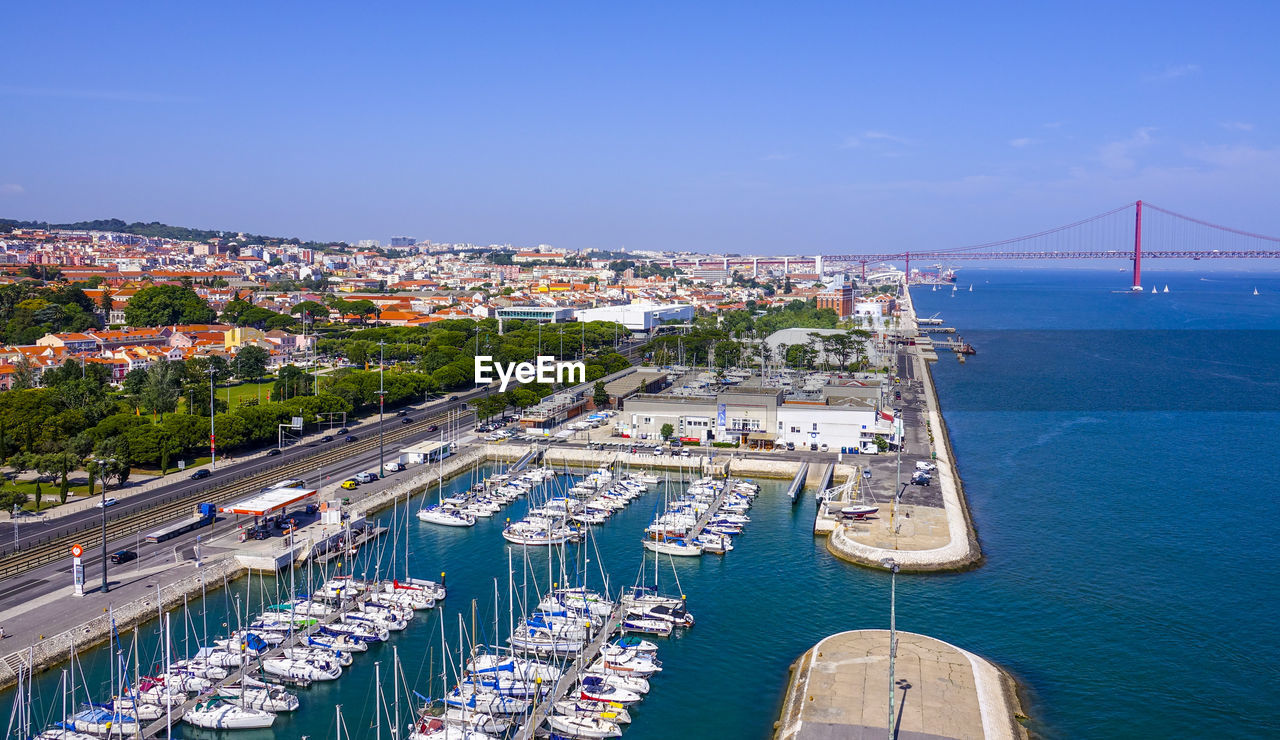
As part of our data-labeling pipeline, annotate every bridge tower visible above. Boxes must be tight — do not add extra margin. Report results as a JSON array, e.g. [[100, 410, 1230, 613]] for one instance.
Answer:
[[1131, 200, 1144, 290]]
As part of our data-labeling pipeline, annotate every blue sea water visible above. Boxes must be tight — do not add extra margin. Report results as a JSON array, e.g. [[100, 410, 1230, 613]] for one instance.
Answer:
[[9, 268, 1280, 739]]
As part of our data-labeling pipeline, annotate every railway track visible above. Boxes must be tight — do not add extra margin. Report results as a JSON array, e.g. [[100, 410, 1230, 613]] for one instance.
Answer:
[[0, 406, 474, 581]]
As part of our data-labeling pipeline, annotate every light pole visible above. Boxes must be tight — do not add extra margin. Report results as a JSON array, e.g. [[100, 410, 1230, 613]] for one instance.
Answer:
[[206, 365, 217, 471], [95, 458, 115, 594], [881, 557, 900, 740], [378, 340, 386, 478]]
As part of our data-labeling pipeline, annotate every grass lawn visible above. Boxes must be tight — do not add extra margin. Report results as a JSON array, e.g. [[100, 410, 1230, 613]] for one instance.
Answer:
[[133, 454, 212, 476], [220, 380, 276, 408], [10, 479, 91, 511]]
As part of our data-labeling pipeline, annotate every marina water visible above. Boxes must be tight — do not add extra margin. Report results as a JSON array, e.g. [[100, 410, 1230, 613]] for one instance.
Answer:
[[8, 268, 1280, 738]]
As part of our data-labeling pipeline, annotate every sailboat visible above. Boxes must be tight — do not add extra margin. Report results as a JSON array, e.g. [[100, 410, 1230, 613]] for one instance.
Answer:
[[1162, 285, 1169, 293], [968, 284, 972, 292], [1253, 287, 1260, 295], [1151, 285, 1157, 293], [418, 437, 476, 527]]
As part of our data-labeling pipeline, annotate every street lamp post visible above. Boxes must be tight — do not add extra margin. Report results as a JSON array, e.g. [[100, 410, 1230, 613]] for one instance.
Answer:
[[880, 557, 900, 740], [206, 366, 217, 471], [378, 340, 386, 478], [96, 458, 115, 594]]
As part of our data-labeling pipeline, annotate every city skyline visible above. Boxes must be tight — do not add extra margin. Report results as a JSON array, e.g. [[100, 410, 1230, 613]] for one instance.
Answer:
[[3, 2, 1278, 254]]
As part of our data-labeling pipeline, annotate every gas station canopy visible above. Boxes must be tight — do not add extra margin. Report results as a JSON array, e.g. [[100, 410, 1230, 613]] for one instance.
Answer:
[[218, 487, 318, 517]]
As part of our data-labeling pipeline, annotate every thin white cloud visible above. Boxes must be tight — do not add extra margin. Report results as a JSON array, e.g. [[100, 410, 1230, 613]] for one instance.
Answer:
[[0, 184, 24, 196], [1009, 138, 1034, 148], [841, 130, 911, 150], [1146, 63, 1200, 81], [1220, 121, 1254, 132], [1098, 127, 1155, 171], [0, 85, 198, 104]]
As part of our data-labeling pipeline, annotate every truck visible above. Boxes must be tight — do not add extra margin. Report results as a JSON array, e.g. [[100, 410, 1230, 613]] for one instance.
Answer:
[[144, 503, 217, 544]]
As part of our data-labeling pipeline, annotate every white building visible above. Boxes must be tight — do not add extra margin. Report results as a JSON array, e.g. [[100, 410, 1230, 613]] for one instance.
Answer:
[[574, 302, 694, 332]]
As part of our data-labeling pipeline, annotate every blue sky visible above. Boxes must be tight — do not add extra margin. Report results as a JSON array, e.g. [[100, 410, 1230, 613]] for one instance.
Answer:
[[2, 2, 1278, 255]]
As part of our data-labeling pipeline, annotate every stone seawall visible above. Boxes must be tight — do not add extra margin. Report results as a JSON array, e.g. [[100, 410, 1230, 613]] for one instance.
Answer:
[[0, 557, 245, 690]]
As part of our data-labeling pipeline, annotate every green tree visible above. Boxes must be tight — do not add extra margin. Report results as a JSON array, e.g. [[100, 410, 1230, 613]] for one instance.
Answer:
[[0, 489, 29, 512], [593, 381, 609, 407], [660, 423, 675, 440], [98, 289, 114, 321], [123, 284, 216, 326], [232, 345, 270, 381], [140, 360, 183, 415]]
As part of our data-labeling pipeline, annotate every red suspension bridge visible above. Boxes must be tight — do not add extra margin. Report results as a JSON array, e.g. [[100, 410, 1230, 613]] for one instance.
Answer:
[[664, 201, 1280, 290]]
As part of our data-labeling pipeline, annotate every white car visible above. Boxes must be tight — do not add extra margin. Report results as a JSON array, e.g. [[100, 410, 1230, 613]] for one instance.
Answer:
[[383, 462, 405, 473], [96, 497, 118, 508]]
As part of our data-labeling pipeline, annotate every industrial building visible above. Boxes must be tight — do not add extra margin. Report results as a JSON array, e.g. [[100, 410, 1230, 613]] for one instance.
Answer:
[[619, 372, 900, 453]]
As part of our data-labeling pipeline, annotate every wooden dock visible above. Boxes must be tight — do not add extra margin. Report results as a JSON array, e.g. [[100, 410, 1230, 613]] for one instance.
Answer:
[[517, 601, 625, 739]]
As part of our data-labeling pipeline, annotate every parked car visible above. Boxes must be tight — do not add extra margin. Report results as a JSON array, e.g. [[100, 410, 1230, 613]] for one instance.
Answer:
[[96, 497, 118, 508], [250, 527, 271, 540], [190, 469, 211, 480], [109, 550, 136, 564], [341, 479, 358, 490], [345, 435, 359, 442], [786, 442, 796, 451], [266, 448, 282, 457], [355, 472, 379, 484], [384, 461, 405, 473]]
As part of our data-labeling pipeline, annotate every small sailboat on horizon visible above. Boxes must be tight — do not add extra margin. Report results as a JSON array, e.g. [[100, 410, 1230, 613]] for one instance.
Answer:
[[1163, 285, 1169, 293], [1253, 287, 1260, 295]]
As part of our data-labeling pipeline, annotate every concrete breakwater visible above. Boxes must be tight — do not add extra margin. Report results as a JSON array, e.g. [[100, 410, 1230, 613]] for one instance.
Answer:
[[824, 285, 983, 572], [775, 629, 1027, 740]]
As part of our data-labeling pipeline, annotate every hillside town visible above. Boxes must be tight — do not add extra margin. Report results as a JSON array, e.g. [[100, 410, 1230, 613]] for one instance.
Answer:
[[0, 222, 914, 520]]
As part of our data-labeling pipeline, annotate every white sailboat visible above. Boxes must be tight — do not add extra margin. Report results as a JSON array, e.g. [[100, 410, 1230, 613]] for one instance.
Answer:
[[1163, 285, 1169, 293], [1253, 287, 1260, 295], [182, 698, 276, 729]]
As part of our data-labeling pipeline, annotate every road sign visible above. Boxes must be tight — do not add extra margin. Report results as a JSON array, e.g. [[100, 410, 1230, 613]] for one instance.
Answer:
[[291, 416, 304, 430], [71, 543, 83, 558], [178, 460, 186, 471]]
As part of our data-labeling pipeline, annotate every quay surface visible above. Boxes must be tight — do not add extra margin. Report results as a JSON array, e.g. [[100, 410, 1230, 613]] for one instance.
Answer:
[[824, 283, 983, 572], [775, 630, 1025, 740]]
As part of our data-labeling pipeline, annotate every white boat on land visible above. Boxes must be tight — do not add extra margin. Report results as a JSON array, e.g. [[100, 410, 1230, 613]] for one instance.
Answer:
[[182, 698, 276, 729]]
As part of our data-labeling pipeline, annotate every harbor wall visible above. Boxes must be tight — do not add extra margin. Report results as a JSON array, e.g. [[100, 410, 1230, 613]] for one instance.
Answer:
[[825, 286, 982, 571], [0, 557, 246, 690]]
